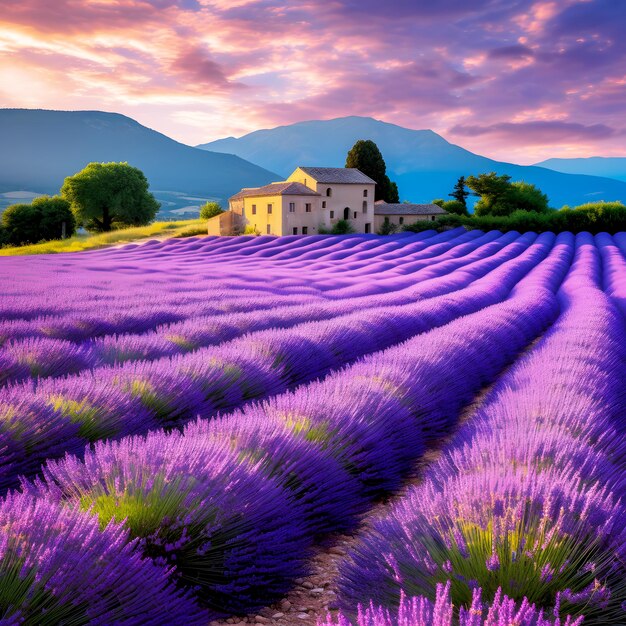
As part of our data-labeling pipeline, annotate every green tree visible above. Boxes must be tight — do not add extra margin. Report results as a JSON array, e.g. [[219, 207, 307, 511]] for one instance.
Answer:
[[466, 172, 512, 216], [507, 181, 549, 214], [431, 199, 445, 208], [1, 203, 40, 245], [35, 196, 76, 240], [1, 196, 75, 246], [199, 201, 224, 220], [345, 139, 399, 202], [449, 176, 470, 209], [388, 181, 400, 203], [467, 172, 550, 217], [61, 162, 160, 232], [442, 199, 468, 216]]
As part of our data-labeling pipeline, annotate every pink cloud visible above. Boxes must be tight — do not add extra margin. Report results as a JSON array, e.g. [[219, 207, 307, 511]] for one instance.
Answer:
[[0, 0, 625, 165]]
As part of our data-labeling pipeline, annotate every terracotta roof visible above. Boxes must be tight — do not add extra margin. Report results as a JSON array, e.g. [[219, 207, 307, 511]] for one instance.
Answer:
[[297, 167, 376, 185], [374, 202, 448, 216], [230, 181, 321, 201]]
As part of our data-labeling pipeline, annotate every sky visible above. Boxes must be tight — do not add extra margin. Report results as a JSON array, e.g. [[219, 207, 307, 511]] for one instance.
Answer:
[[1, 0, 624, 164]]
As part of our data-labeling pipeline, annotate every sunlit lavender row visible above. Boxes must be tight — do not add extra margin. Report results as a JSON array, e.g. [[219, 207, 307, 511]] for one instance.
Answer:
[[333, 233, 626, 624], [0, 231, 549, 490], [0, 230, 625, 624]]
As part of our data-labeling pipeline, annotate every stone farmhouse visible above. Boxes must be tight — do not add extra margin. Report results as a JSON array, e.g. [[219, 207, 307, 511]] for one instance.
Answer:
[[210, 166, 375, 236], [207, 166, 447, 236], [374, 201, 447, 231]]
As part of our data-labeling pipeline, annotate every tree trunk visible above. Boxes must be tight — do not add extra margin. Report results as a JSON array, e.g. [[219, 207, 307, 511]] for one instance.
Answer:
[[102, 206, 111, 231]]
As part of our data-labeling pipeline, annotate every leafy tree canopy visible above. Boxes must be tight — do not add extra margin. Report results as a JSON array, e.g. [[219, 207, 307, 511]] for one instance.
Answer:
[[199, 202, 224, 220], [467, 172, 549, 217], [61, 162, 160, 232], [442, 199, 468, 216], [1, 196, 75, 246], [345, 140, 399, 202]]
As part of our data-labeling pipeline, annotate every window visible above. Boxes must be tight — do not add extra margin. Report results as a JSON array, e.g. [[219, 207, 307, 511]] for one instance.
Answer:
[[365, 223, 371, 233], [343, 207, 350, 220], [302, 226, 308, 235], [330, 210, 334, 218], [384, 216, 390, 224], [305, 203, 311, 213], [399, 217, 404, 225], [251, 204, 257, 215], [289, 202, 295, 213], [353, 211, 357, 219], [322, 201, 326, 208], [363, 189, 368, 197], [266, 224, 271, 234], [293, 227, 298, 235], [362, 201, 367, 213], [431, 216, 436, 221], [326, 187, 332, 197], [267, 203, 273, 214]]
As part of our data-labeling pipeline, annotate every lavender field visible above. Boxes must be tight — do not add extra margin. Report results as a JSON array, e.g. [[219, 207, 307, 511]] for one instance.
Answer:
[[1, 228, 625, 625]]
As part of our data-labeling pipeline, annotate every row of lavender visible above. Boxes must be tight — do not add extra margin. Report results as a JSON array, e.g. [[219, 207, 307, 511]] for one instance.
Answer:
[[0, 230, 509, 381], [330, 233, 626, 625], [0, 231, 547, 491], [0, 231, 459, 328], [0, 232, 572, 623]]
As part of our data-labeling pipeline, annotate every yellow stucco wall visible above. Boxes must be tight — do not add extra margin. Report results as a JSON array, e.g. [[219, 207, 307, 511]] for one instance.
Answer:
[[234, 194, 323, 235], [287, 168, 375, 233]]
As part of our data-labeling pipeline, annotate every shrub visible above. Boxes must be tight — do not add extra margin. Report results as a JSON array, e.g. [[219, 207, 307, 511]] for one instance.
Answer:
[[403, 202, 626, 234], [199, 202, 224, 220], [442, 199, 468, 216], [1, 196, 76, 246], [331, 219, 355, 234], [377, 219, 399, 235], [243, 224, 261, 235]]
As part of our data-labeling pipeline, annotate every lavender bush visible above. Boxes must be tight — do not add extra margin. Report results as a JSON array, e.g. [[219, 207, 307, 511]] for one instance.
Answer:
[[0, 230, 623, 623]]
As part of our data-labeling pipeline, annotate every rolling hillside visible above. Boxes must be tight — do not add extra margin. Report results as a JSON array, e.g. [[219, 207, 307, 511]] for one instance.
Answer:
[[0, 109, 278, 218], [199, 116, 626, 208], [535, 156, 626, 183]]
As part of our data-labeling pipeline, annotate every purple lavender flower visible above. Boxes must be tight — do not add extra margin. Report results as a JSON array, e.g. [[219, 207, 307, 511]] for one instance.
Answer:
[[0, 492, 206, 624]]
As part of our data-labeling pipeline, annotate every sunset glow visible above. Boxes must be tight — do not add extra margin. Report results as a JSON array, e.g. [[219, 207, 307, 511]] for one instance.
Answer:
[[1, 0, 624, 163]]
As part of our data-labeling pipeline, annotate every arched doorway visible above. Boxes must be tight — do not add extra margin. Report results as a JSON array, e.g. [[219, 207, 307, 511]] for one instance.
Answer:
[[343, 207, 350, 220]]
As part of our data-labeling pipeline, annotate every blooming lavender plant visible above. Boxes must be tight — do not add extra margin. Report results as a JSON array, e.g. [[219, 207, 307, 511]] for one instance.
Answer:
[[318, 583, 584, 626], [26, 433, 311, 615], [0, 492, 206, 624]]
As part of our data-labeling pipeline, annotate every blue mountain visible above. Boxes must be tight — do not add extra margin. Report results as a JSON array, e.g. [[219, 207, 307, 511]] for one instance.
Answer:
[[199, 116, 626, 208], [0, 109, 278, 218], [535, 157, 626, 183]]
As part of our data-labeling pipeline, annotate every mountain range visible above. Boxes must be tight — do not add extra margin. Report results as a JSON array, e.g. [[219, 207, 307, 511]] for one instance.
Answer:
[[199, 116, 626, 208], [535, 157, 626, 183], [2, 110, 625, 219], [0, 109, 278, 218]]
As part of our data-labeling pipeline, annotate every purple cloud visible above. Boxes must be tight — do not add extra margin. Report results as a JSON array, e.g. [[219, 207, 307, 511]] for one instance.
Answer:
[[451, 121, 620, 143]]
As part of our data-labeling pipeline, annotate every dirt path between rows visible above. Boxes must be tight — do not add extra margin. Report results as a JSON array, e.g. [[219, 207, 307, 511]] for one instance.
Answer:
[[209, 334, 543, 626], [209, 389, 494, 626]]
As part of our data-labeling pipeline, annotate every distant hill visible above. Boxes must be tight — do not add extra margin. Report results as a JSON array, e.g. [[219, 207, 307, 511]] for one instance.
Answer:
[[535, 157, 626, 183], [0, 109, 278, 218], [199, 116, 626, 208]]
